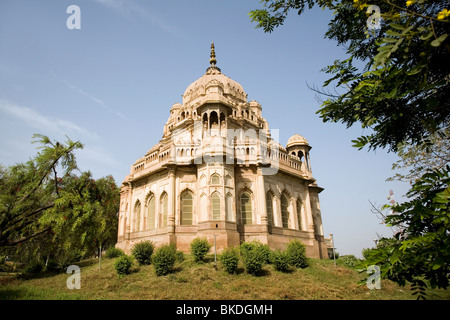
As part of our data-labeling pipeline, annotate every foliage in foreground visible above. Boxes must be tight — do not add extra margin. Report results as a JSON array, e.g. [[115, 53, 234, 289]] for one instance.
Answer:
[[131, 241, 155, 265], [152, 244, 177, 276], [114, 255, 133, 277], [219, 247, 240, 274], [0, 134, 120, 270], [271, 250, 292, 273], [285, 239, 309, 269], [249, 0, 450, 299], [105, 247, 124, 259], [190, 237, 211, 262]]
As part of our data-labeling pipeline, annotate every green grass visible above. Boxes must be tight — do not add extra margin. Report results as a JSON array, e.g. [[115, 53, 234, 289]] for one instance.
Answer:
[[1, 256, 449, 300]]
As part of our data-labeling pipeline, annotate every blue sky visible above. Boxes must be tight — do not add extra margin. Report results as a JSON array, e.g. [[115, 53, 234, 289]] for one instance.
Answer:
[[0, 0, 410, 257]]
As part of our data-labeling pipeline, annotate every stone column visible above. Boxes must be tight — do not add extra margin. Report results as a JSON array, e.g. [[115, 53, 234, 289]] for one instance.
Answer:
[[167, 167, 176, 235], [304, 187, 314, 233], [256, 166, 268, 233], [126, 183, 133, 241]]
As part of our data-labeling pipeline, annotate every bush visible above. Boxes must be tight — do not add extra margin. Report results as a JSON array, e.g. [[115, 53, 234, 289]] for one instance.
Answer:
[[23, 260, 44, 275], [240, 240, 270, 260], [240, 241, 268, 276], [131, 241, 155, 265], [271, 250, 292, 273], [44, 259, 59, 272], [175, 250, 185, 263], [190, 237, 211, 262], [114, 255, 133, 277], [55, 249, 83, 270], [258, 243, 272, 264], [340, 255, 359, 268], [152, 244, 177, 276], [106, 247, 125, 259], [219, 247, 239, 274], [286, 240, 309, 269], [242, 249, 265, 276]]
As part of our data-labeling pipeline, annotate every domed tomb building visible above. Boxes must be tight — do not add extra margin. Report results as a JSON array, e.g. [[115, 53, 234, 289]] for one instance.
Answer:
[[116, 43, 328, 258]]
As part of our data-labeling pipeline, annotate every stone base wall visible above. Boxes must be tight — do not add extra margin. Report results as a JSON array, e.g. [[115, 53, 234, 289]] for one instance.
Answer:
[[116, 222, 328, 259]]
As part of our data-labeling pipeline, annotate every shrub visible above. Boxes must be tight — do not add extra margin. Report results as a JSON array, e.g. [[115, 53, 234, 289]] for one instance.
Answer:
[[240, 241, 268, 276], [271, 250, 292, 273], [340, 255, 359, 268], [106, 247, 125, 259], [242, 249, 264, 276], [55, 249, 83, 270], [114, 254, 133, 277], [152, 244, 177, 276], [285, 240, 309, 269], [190, 237, 211, 262], [23, 260, 43, 275], [258, 243, 272, 264], [131, 241, 155, 265], [44, 259, 59, 272], [219, 247, 239, 274], [240, 240, 271, 264], [175, 250, 185, 263]]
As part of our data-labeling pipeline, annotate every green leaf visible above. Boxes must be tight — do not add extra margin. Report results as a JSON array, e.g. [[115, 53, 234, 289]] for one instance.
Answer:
[[385, 30, 402, 37], [381, 37, 399, 43], [420, 32, 434, 41], [431, 34, 448, 47], [390, 23, 405, 31], [407, 65, 423, 76]]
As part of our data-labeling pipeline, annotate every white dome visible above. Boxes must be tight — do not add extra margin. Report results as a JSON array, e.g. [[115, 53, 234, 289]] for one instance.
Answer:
[[287, 134, 309, 148], [182, 43, 247, 105]]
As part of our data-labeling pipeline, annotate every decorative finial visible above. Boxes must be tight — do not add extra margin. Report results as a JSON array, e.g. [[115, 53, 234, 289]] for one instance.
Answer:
[[206, 42, 221, 73], [209, 42, 217, 66]]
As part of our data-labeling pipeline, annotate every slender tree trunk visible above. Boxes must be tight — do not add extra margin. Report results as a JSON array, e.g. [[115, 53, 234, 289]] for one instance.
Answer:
[[98, 242, 102, 270]]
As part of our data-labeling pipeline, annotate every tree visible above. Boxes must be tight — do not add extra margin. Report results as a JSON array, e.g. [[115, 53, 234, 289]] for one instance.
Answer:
[[0, 135, 120, 270], [249, 0, 450, 297], [250, 0, 449, 152], [387, 127, 450, 183], [40, 171, 120, 269], [363, 166, 449, 298], [0, 134, 83, 247]]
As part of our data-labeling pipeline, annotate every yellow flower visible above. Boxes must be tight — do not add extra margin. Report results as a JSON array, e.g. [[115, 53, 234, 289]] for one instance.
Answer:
[[437, 8, 450, 20], [406, 0, 415, 6]]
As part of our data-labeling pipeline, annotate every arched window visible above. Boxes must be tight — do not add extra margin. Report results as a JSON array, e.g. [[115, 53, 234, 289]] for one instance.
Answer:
[[134, 201, 141, 232], [147, 196, 155, 230], [212, 192, 221, 220], [281, 194, 289, 228], [266, 192, 274, 226], [296, 198, 302, 230], [241, 192, 252, 225], [181, 192, 193, 225], [160, 192, 168, 227], [210, 111, 218, 129], [211, 173, 220, 185]]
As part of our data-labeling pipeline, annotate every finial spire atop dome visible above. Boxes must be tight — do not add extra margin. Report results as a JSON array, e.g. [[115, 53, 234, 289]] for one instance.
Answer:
[[206, 42, 221, 73], [210, 42, 217, 65]]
